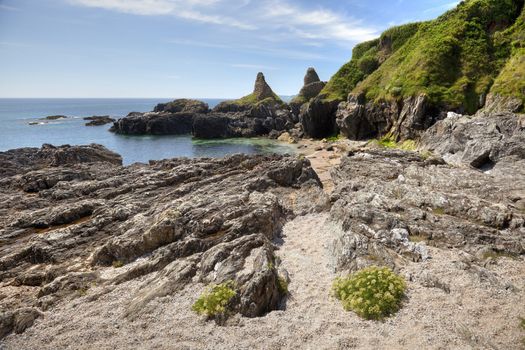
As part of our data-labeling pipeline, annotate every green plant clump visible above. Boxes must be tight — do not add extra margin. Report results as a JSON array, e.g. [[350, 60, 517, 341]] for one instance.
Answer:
[[332, 266, 407, 320], [192, 281, 237, 318], [277, 276, 289, 295]]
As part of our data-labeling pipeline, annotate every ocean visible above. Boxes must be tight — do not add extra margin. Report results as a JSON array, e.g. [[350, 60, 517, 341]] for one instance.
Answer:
[[0, 98, 296, 165]]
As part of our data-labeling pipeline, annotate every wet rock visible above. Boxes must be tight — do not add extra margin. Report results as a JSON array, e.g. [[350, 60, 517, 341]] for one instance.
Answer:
[[110, 112, 195, 135]]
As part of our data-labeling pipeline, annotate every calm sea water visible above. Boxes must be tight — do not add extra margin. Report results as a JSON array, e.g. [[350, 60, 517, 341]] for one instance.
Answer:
[[0, 98, 296, 165]]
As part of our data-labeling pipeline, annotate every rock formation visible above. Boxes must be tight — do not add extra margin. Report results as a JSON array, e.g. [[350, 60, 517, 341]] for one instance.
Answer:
[[0, 145, 326, 340], [153, 99, 209, 114], [83, 116, 115, 126], [290, 68, 326, 116]]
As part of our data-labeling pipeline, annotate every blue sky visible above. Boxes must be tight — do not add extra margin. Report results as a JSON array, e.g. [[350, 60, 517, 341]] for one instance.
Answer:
[[0, 0, 459, 98]]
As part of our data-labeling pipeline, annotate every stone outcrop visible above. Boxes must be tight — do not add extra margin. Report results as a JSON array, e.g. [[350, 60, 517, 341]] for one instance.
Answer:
[[336, 93, 440, 141], [328, 147, 525, 273], [0, 144, 122, 178], [420, 111, 525, 168], [0, 145, 326, 339], [83, 116, 115, 126], [153, 99, 209, 114], [299, 96, 340, 139], [110, 111, 195, 135], [110, 99, 207, 135], [193, 105, 295, 139]]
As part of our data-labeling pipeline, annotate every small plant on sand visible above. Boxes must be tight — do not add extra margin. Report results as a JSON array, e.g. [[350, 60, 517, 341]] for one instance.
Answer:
[[192, 281, 237, 318], [333, 266, 406, 320]]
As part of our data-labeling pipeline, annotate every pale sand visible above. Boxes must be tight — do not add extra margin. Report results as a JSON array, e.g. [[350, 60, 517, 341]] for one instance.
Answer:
[[4, 213, 524, 349]]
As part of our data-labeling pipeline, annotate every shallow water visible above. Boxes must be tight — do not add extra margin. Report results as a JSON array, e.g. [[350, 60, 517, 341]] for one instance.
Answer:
[[0, 98, 296, 165]]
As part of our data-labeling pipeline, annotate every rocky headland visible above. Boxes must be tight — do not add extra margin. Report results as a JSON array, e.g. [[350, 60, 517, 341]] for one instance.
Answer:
[[110, 73, 301, 140]]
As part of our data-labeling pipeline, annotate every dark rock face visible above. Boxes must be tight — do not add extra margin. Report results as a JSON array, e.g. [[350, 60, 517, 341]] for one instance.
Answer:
[[83, 116, 115, 126], [153, 99, 209, 114], [193, 105, 295, 139], [336, 93, 439, 140], [329, 148, 525, 273], [0, 144, 122, 178], [299, 96, 340, 138], [0, 145, 326, 339], [420, 112, 525, 168], [110, 112, 195, 135]]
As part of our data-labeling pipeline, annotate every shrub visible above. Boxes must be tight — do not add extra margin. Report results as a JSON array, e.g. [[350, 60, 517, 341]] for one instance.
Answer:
[[332, 266, 407, 320], [192, 281, 237, 318]]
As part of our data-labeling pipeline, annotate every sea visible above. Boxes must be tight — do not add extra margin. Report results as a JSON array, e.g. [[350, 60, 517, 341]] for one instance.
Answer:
[[0, 98, 296, 165]]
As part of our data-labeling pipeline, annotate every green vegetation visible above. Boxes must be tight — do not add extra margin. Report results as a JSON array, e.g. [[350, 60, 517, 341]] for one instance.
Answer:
[[321, 22, 422, 101], [333, 266, 407, 320], [192, 281, 237, 318], [229, 93, 285, 108], [326, 134, 344, 142], [372, 135, 418, 151], [322, 0, 525, 113], [112, 260, 124, 268], [432, 207, 446, 216]]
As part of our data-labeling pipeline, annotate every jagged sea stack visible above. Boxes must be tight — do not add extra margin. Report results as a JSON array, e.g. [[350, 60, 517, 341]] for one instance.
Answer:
[[253, 72, 277, 101], [291, 68, 326, 108]]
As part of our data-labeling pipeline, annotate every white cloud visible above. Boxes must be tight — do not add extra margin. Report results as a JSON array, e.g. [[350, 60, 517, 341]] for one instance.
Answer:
[[0, 4, 18, 11], [68, 0, 378, 43], [68, 0, 254, 29]]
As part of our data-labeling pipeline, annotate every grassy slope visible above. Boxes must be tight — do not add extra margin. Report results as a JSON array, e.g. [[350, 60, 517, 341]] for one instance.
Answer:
[[322, 22, 422, 101], [490, 6, 525, 103], [323, 0, 525, 114], [229, 93, 284, 107]]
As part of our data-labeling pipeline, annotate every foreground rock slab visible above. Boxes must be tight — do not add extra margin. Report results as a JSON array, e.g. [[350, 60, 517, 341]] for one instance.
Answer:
[[0, 145, 326, 340]]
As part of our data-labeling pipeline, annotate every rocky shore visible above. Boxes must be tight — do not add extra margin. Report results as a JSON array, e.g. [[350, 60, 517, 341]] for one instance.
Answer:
[[1, 102, 524, 348]]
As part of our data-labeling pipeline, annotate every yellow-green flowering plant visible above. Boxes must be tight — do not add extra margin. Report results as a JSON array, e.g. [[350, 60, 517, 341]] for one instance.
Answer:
[[192, 281, 237, 318], [333, 266, 406, 320]]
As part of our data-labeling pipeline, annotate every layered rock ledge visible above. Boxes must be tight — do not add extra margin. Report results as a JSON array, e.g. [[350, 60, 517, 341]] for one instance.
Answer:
[[0, 144, 326, 340]]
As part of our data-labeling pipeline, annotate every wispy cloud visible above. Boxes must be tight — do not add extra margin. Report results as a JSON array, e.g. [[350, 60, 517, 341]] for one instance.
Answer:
[[68, 0, 255, 29], [68, 0, 378, 43]]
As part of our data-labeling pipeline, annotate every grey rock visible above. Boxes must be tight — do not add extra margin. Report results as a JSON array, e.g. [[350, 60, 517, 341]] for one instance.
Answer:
[[420, 112, 525, 168], [83, 116, 115, 126], [300, 96, 340, 139], [153, 99, 209, 114], [0, 145, 325, 338]]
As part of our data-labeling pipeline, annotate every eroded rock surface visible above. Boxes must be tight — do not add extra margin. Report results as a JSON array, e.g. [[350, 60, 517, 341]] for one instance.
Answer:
[[329, 148, 525, 273], [0, 146, 326, 339], [420, 111, 525, 168]]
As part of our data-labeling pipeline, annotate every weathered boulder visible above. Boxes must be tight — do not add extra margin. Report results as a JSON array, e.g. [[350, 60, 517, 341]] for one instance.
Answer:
[[420, 111, 525, 168], [153, 99, 209, 114], [0, 145, 326, 339]]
